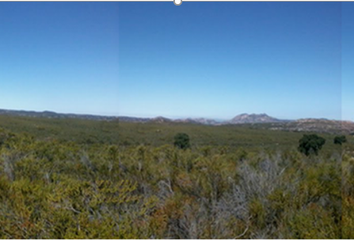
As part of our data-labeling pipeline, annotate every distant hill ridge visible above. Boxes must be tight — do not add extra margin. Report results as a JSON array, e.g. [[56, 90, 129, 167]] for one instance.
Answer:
[[118, 113, 288, 125], [0, 109, 118, 121], [1, 109, 353, 134]]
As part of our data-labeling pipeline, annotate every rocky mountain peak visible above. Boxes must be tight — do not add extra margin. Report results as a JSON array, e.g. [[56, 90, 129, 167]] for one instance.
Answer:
[[229, 113, 281, 124]]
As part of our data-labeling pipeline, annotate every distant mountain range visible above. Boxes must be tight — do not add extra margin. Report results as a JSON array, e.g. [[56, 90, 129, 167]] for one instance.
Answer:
[[1, 109, 353, 134], [120, 113, 291, 125], [0, 109, 118, 121]]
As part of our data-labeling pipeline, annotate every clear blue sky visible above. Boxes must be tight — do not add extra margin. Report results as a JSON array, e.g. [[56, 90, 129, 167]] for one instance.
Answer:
[[343, 3, 354, 122], [0, 2, 352, 121], [0, 2, 119, 116]]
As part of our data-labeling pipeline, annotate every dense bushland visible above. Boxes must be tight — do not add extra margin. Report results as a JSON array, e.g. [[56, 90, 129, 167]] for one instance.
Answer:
[[342, 145, 354, 238], [0, 121, 350, 238]]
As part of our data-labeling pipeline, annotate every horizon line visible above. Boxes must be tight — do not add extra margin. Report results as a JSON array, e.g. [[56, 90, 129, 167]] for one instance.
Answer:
[[0, 107, 351, 122]]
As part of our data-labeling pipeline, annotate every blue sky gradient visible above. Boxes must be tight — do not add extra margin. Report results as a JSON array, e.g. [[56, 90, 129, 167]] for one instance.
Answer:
[[0, 2, 352, 120], [343, 3, 354, 121], [0, 3, 119, 116]]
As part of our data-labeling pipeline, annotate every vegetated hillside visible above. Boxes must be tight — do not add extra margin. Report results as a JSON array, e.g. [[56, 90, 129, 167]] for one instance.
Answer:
[[253, 118, 354, 135], [293, 118, 354, 134], [0, 115, 353, 238]]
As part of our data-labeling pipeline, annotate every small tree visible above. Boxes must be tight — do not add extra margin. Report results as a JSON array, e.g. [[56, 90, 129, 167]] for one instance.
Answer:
[[334, 135, 347, 145], [298, 134, 326, 156], [174, 133, 190, 150]]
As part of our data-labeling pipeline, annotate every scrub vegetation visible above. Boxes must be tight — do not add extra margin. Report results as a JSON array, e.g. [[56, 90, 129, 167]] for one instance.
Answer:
[[0, 115, 353, 238]]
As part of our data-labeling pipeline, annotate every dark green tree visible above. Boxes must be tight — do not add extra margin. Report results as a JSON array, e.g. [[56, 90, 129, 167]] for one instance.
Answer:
[[334, 135, 347, 145], [174, 133, 190, 150], [298, 134, 326, 156]]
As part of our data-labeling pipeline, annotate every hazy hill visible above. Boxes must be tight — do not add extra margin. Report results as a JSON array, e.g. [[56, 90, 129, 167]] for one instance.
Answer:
[[286, 118, 354, 134], [120, 113, 285, 125], [250, 118, 354, 135], [227, 113, 284, 124], [150, 116, 173, 123], [118, 116, 150, 123], [0, 109, 118, 121], [174, 118, 221, 125]]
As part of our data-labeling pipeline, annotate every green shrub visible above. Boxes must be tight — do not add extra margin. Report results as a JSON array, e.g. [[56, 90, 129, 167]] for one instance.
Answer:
[[173, 133, 190, 150], [334, 135, 347, 145], [298, 134, 326, 156]]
